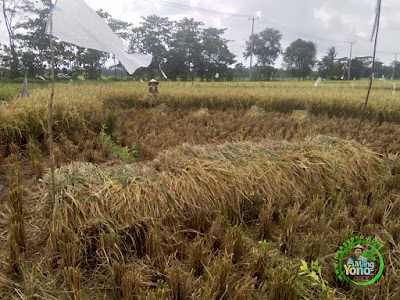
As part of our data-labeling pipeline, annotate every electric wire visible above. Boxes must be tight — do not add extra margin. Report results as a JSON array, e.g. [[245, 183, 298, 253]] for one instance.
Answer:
[[143, 0, 399, 59]]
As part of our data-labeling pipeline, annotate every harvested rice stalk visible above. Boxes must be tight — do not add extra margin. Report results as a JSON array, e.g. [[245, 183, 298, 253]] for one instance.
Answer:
[[42, 136, 388, 270]]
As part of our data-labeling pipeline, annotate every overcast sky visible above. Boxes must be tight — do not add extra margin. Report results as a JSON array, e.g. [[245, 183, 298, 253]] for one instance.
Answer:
[[1, 0, 399, 68]]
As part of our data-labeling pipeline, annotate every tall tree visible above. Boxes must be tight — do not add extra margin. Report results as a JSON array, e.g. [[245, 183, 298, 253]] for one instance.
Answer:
[[1, 0, 35, 77], [166, 18, 204, 81], [244, 28, 282, 66], [317, 46, 339, 79], [233, 63, 249, 79], [283, 39, 317, 80], [201, 27, 235, 81], [348, 58, 364, 79], [17, 1, 50, 76], [0, 44, 13, 74], [391, 60, 400, 79], [97, 9, 132, 40], [76, 47, 109, 80], [129, 15, 173, 79], [243, 28, 281, 80], [17, 0, 80, 77]]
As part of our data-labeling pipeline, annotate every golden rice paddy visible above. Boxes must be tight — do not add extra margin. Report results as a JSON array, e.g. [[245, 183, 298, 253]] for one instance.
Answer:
[[0, 80, 399, 299]]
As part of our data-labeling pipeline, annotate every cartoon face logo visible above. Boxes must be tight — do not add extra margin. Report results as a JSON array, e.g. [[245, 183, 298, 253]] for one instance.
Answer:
[[334, 236, 384, 286]]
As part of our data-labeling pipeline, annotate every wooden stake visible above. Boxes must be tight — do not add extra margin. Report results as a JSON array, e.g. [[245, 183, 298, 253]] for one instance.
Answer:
[[48, 1, 56, 212]]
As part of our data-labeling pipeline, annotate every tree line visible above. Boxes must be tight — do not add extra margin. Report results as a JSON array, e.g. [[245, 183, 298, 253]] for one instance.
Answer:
[[0, 0, 399, 81]]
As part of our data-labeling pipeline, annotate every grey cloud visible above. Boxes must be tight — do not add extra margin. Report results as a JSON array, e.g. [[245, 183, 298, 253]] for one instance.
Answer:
[[1, 0, 398, 67]]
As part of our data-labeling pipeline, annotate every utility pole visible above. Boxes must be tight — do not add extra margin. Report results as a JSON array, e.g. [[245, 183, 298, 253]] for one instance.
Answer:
[[248, 17, 259, 81], [392, 52, 398, 80], [348, 41, 356, 80]]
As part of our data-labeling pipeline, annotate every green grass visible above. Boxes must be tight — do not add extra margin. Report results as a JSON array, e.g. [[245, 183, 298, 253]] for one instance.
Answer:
[[99, 124, 137, 162]]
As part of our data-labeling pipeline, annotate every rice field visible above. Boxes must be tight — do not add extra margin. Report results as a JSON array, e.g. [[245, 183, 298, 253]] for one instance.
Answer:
[[0, 80, 400, 299]]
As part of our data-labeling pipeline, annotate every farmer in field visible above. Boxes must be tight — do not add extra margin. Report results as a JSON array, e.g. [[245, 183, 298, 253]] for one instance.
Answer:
[[148, 79, 159, 107]]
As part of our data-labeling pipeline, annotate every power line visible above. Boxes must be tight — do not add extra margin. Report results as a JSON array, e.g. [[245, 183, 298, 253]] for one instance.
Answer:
[[376, 50, 400, 55], [144, 0, 349, 43], [142, 0, 400, 59], [257, 19, 349, 44], [143, 0, 249, 18]]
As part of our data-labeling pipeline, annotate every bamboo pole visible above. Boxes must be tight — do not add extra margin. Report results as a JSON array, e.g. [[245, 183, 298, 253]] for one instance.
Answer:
[[48, 1, 56, 212], [354, 0, 381, 141]]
